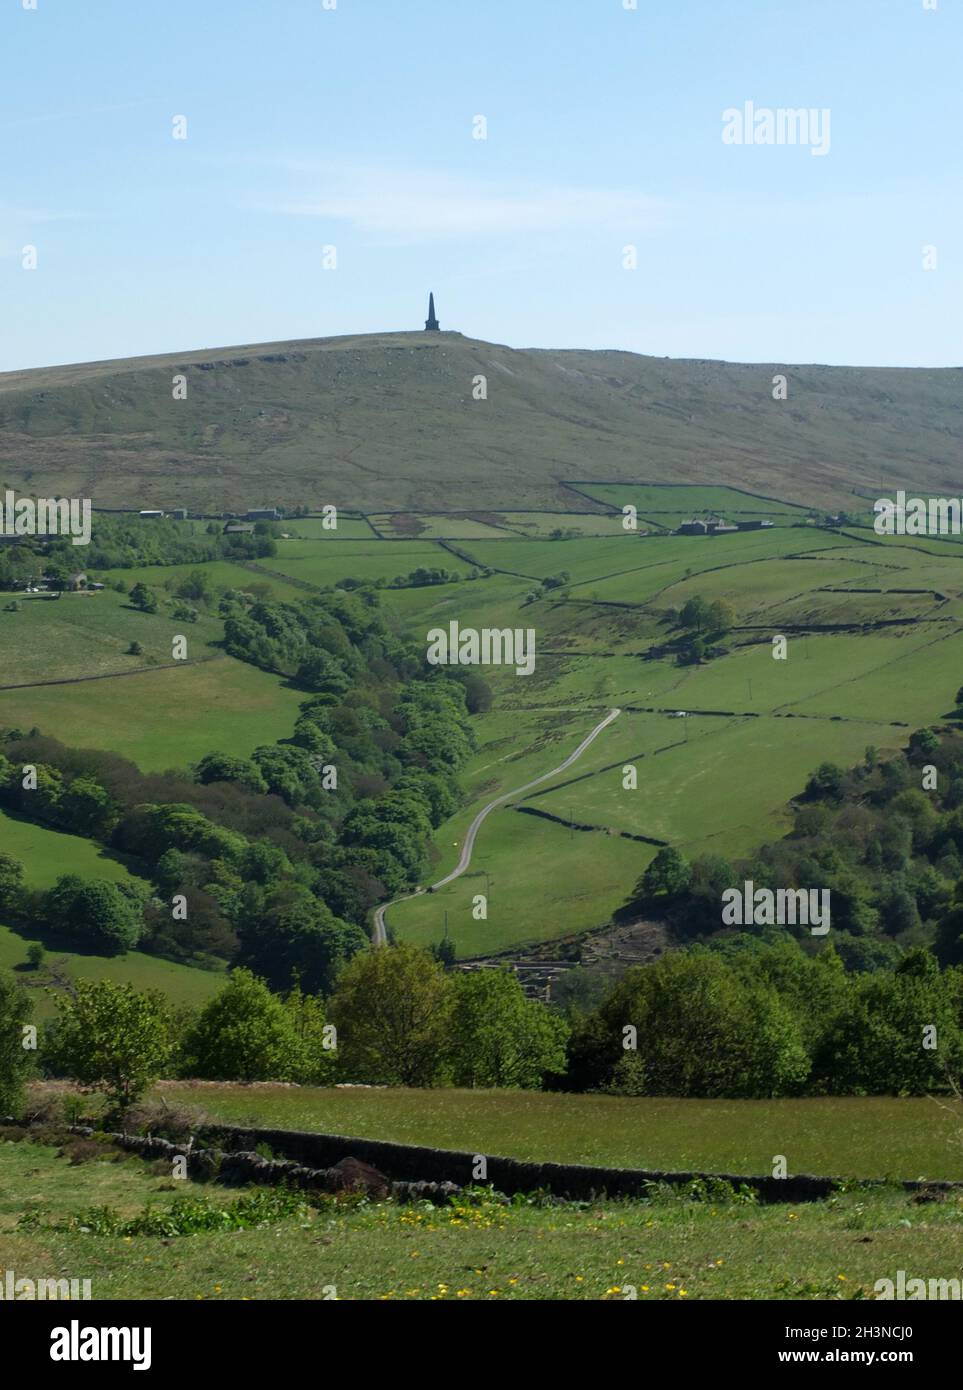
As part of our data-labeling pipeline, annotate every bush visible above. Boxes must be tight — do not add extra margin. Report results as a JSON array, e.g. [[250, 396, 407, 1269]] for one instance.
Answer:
[[45, 980, 174, 1113], [183, 969, 304, 1081]]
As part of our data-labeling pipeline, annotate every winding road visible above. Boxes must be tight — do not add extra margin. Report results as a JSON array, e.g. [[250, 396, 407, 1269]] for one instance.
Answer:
[[372, 707, 621, 945]]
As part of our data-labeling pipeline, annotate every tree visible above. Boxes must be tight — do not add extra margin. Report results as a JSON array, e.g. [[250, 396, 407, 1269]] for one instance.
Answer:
[[47, 981, 173, 1113], [876, 883, 923, 937], [59, 776, 118, 839], [678, 635, 706, 666], [236, 887, 366, 995], [284, 983, 337, 1085], [0, 969, 32, 1115], [705, 598, 736, 636], [805, 762, 846, 802], [462, 673, 493, 714], [184, 970, 303, 1082], [329, 943, 451, 1086], [446, 969, 568, 1088], [638, 846, 692, 899], [679, 597, 709, 631], [128, 582, 158, 613], [193, 752, 268, 794], [45, 876, 144, 954], [908, 727, 940, 759], [681, 853, 736, 934], [0, 853, 26, 919], [175, 569, 212, 602], [811, 950, 963, 1094], [934, 886, 963, 968], [567, 951, 808, 1098]]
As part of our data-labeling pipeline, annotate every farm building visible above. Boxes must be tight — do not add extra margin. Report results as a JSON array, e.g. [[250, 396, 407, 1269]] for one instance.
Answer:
[[677, 519, 708, 535]]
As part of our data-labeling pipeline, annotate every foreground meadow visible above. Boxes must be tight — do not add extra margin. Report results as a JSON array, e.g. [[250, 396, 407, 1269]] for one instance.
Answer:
[[2, 1132, 961, 1301]]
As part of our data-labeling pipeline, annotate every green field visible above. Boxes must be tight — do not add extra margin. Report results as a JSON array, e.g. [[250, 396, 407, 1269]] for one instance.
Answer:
[[0, 925, 223, 1019], [282, 515, 377, 539], [573, 483, 812, 519], [0, 657, 304, 771], [5, 1129, 961, 1301], [388, 808, 650, 954], [157, 1085, 963, 1181], [0, 589, 223, 686], [532, 714, 889, 858], [378, 516, 963, 954], [496, 511, 631, 538], [0, 808, 145, 889], [264, 539, 478, 589], [96, 559, 307, 604]]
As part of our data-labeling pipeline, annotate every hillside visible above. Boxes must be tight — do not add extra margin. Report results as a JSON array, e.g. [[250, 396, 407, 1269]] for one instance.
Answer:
[[1, 332, 960, 513]]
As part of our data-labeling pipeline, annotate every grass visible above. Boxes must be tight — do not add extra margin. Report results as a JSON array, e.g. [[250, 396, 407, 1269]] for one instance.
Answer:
[[0, 588, 223, 685], [96, 559, 307, 604], [576, 483, 812, 518], [367, 519, 963, 950], [282, 516, 377, 539], [0, 925, 224, 1019], [369, 513, 516, 541], [387, 808, 649, 955], [532, 714, 902, 859], [3, 1118, 963, 1300], [482, 511, 632, 538], [0, 656, 305, 771], [0, 808, 144, 889], [155, 1086, 963, 1181], [263, 540, 477, 589]]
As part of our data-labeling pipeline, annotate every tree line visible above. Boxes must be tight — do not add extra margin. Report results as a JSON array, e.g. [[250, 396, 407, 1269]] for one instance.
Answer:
[[3, 935, 961, 1120]]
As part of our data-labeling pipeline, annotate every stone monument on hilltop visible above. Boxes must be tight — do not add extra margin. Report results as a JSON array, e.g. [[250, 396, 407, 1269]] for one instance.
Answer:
[[424, 292, 440, 331]]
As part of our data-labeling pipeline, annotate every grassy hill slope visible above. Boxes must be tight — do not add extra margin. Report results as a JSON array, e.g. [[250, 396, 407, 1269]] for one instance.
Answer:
[[1, 331, 961, 512]]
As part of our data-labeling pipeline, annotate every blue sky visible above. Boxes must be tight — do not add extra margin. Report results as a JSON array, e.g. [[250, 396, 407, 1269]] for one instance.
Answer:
[[2, 0, 960, 371]]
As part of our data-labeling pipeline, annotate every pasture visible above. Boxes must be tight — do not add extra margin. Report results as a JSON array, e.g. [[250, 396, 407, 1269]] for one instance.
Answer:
[[156, 1085, 963, 1181], [5, 1128, 962, 1300], [0, 925, 223, 1019], [0, 808, 144, 890], [0, 656, 304, 771], [0, 588, 223, 686]]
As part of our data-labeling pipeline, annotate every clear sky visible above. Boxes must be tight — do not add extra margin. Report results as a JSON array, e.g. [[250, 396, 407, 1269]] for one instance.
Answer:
[[2, 0, 960, 372]]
